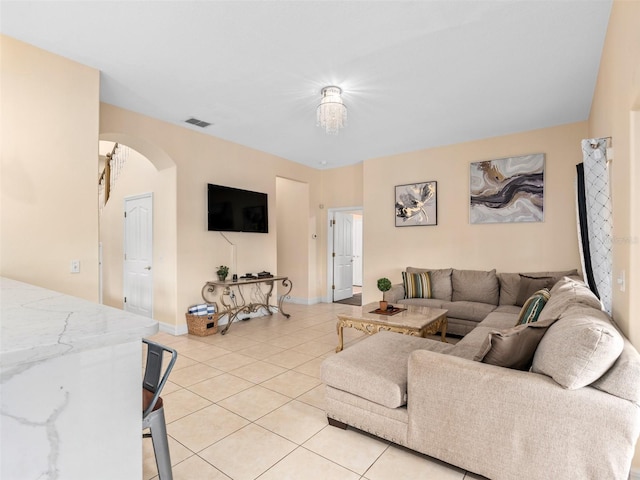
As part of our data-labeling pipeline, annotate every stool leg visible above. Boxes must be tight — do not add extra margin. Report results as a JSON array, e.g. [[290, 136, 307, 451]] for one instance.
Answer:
[[149, 407, 173, 480]]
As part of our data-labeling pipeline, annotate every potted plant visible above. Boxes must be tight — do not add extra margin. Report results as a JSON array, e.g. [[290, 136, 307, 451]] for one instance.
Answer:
[[217, 265, 229, 281], [377, 277, 392, 311]]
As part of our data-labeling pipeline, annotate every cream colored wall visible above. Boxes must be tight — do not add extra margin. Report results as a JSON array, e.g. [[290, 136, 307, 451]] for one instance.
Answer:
[[588, 0, 640, 346], [0, 35, 100, 301], [99, 145, 177, 325], [317, 163, 364, 300], [587, 0, 640, 470], [100, 104, 323, 327], [276, 177, 310, 302], [362, 122, 587, 304]]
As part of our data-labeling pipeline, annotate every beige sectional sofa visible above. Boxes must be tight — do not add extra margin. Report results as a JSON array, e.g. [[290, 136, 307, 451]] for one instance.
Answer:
[[321, 275, 640, 480], [384, 267, 580, 336]]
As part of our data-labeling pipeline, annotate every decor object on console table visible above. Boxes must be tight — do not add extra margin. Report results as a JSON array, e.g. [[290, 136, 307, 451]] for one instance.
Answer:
[[216, 265, 229, 281], [202, 275, 293, 335], [377, 277, 392, 311]]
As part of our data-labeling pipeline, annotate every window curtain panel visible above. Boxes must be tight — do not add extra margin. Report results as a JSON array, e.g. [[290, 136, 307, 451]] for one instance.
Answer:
[[577, 138, 613, 313]]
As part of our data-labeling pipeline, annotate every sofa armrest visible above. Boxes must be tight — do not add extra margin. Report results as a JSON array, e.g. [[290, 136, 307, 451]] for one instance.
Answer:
[[406, 350, 640, 480], [384, 283, 405, 303]]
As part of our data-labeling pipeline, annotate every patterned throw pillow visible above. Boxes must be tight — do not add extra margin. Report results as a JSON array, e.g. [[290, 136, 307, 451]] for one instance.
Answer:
[[516, 288, 551, 325], [402, 271, 432, 299]]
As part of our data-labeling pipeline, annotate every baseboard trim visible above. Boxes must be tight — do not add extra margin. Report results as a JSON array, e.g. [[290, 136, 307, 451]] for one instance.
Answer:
[[629, 467, 640, 480], [157, 320, 188, 336], [283, 296, 322, 305]]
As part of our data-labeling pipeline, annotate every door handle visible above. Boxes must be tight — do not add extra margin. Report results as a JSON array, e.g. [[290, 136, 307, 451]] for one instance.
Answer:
[[144, 266, 152, 270]]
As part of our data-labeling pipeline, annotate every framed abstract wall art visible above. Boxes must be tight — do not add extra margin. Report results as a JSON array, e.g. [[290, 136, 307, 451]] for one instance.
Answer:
[[469, 153, 544, 224], [395, 181, 437, 227]]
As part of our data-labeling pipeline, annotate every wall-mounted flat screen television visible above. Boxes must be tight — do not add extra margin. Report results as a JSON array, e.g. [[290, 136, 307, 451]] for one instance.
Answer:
[[207, 184, 269, 233]]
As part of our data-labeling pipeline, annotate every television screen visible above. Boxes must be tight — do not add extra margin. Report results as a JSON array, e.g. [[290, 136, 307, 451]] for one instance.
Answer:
[[208, 184, 268, 233]]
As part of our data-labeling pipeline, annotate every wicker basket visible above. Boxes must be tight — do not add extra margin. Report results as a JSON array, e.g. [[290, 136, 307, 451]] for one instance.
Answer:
[[186, 303, 219, 336]]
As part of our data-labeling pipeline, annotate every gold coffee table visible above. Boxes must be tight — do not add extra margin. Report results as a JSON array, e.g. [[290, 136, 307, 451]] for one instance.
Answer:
[[335, 302, 448, 352]]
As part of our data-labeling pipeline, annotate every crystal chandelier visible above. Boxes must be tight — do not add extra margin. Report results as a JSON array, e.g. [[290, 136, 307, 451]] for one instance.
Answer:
[[316, 86, 347, 135]]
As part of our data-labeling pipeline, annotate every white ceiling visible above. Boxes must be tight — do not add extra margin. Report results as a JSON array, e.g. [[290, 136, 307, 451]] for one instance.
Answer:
[[1, 1, 612, 169]]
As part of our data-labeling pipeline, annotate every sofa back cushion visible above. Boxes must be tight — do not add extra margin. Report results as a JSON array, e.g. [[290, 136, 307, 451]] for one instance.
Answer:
[[498, 269, 579, 306], [537, 276, 601, 323], [531, 306, 624, 389], [406, 267, 452, 301], [452, 269, 499, 305]]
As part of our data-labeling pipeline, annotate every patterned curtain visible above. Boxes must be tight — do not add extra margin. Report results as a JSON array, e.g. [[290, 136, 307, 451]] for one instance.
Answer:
[[577, 138, 613, 313]]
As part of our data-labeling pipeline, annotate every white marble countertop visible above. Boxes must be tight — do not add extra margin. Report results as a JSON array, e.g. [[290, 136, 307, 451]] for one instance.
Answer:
[[1, 277, 158, 370]]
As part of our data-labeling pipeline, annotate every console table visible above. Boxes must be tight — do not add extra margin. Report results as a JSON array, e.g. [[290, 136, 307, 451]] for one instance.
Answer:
[[201, 275, 293, 335]]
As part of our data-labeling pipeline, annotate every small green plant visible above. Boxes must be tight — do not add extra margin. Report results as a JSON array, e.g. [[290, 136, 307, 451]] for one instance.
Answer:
[[217, 265, 229, 278], [377, 277, 392, 293]]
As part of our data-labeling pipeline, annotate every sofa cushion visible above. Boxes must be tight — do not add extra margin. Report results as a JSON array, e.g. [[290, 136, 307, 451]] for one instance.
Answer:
[[480, 310, 521, 328], [591, 338, 640, 403], [515, 276, 553, 306], [320, 331, 454, 408], [397, 298, 444, 309], [498, 269, 579, 306], [516, 288, 550, 325], [537, 276, 602, 323], [474, 319, 556, 370], [406, 267, 452, 301], [440, 301, 496, 323], [531, 307, 624, 389], [452, 269, 499, 305], [493, 305, 522, 315], [402, 271, 432, 299]]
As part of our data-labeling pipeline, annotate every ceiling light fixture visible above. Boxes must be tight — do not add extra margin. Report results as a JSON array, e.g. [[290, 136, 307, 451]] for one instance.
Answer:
[[316, 86, 347, 135]]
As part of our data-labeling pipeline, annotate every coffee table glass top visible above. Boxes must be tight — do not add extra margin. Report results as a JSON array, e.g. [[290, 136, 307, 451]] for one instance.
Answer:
[[341, 302, 448, 328]]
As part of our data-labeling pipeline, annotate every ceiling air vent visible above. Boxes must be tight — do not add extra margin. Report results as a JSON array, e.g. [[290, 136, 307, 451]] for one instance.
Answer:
[[185, 117, 212, 128]]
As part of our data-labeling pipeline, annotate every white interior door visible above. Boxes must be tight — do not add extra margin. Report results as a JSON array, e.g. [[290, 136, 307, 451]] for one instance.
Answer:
[[123, 193, 153, 317], [352, 215, 363, 286], [333, 212, 353, 301]]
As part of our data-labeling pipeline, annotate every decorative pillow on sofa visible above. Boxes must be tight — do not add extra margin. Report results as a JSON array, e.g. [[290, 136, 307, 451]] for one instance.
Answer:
[[531, 310, 624, 389], [406, 267, 452, 300], [515, 276, 554, 307], [402, 271, 432, 299], [452, 269, 499, 305], [516, 288, 551, 325], [474, 318, 557, 371]]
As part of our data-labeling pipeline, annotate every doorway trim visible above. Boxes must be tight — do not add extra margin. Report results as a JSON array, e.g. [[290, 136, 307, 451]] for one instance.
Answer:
[[326, 206, 363, 303]]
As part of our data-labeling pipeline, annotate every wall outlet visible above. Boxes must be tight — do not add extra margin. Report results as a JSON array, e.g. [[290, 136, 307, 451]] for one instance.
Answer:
[[70, 260, 80, 274]]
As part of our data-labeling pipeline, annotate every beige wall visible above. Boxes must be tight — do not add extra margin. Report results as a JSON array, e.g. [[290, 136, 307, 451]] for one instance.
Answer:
[[100, 104, 324, 327], [0, 35, 100, 301], [318, 163, 365, 300], [587, 0, 640, 469], [588, 0, 640, 345], [98, 144, 178, 325], [276, 177, 311, 302], [362, 122, 587, 304]]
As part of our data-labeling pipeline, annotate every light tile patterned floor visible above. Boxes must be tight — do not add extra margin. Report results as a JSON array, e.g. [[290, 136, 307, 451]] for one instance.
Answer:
[[144, 302, 486, 480]]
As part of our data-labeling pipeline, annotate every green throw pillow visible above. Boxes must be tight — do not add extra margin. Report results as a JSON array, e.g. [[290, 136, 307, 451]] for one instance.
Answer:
[[402, 271, 432, 299], [516, 288, 551, 325]]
